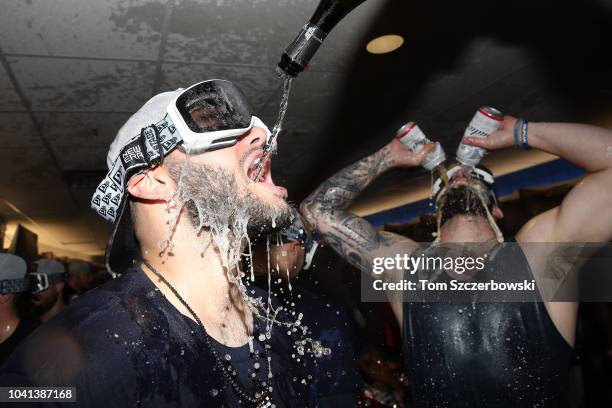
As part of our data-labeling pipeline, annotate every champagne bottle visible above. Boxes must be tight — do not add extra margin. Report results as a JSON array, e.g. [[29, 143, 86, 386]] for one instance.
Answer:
[[278, 0, 368, 77]]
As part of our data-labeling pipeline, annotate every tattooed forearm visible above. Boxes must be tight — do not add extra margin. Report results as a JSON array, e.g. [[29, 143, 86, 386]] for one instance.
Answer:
[[302, 145, 394, 215], [300, 145, 412, 277], [319, 213, 395, 270]]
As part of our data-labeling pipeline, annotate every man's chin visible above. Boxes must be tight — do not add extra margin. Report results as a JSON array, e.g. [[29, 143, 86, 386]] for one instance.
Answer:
[[247, 198, 293, 236]]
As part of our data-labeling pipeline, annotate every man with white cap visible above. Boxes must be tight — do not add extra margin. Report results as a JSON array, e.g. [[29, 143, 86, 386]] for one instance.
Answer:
[[0, 80, 320, 407], [0, 253, 38, 365], [29, 259, 68, 323]]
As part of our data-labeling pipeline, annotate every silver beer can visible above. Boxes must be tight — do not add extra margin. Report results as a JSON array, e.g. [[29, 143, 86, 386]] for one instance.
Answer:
[[456, 106, 503, 166], [396, 121, 446, 171]]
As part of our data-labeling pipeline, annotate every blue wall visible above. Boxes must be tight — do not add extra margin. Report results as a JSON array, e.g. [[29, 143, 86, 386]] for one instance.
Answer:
[[363, 159, 585, 227]]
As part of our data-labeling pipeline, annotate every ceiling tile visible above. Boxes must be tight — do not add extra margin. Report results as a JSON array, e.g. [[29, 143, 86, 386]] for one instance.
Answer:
[[0, 0, 165, 60], [164, 0, 311, 66], [0, 113, 43, 148], [0, 65, 25, 111], [9, 56, 156, 112], [160, 62, 280, 113], [35, 112, 131, 147], [163, 0, 381, 71]]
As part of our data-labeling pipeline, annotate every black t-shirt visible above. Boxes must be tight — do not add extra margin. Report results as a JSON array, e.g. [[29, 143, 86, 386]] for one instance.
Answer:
[[0, 268, 320, 407], [402, 242, 574, 408], [254, 277, 364, 406], [0, 316, 39, 366]]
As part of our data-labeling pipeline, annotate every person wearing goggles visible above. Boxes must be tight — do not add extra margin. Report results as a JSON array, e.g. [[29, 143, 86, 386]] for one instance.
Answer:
[[251, 214, 318, 281], [28, 259, 68, 323], [0, 253, 39, 366], [0, 80, 310, 407], [301, 115, 612, 407]]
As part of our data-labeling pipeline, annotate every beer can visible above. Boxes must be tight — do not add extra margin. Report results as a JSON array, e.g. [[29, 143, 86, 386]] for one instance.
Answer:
[[456, 106, 503, 166], [395, 121, 446, 171]]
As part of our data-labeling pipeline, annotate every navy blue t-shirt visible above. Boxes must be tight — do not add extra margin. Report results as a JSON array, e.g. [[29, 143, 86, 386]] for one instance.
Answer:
[[0, 268, 323, 407]]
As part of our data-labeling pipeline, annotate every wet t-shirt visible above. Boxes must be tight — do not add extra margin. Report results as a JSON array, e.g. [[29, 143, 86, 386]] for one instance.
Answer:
[[402, 242, 574, 408], [254, 278, 364, 406], [0, 268, 316, 407]]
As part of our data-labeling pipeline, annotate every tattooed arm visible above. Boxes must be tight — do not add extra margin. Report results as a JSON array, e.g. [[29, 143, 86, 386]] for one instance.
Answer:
[[300, 139, 434, 323]]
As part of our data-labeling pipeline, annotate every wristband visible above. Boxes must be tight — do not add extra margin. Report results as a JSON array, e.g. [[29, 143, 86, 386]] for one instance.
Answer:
[[520, 119, 531, 150]]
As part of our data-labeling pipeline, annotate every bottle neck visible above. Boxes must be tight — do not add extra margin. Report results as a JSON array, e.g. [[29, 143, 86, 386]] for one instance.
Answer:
[[278, 23, 328, 77], [278, 0, 368, 76]]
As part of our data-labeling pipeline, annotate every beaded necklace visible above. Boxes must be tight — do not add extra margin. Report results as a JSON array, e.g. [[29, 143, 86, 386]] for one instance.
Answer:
[[142, 260, 273, 407]]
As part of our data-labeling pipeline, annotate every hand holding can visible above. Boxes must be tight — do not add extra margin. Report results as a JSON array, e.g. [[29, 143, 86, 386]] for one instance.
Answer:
[[456, 107, 503, 166], [395, 122, 446, 171]]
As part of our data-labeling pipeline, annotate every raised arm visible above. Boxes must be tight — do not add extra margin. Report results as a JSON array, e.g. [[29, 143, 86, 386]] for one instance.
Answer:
[[300, 142, 396, 273], [300, 139, 432, 271], [463, 118, 612, 243], [300, 138, 433, 320]]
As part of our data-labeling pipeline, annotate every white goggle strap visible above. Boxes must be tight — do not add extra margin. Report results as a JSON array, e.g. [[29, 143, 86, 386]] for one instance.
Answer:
[[91, 114, 182, 223], [432, 166, 495, 197]]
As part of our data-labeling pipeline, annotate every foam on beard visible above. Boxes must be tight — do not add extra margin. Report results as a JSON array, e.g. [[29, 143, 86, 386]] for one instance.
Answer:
[[160, 156, 292, 304], [435, 183, 503, 243], [159, 156, 332, 366]]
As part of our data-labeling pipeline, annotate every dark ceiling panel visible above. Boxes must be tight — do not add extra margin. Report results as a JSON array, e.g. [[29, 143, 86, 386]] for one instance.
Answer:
[[0, 0, 165, 60], [9, 57, 157, 112]]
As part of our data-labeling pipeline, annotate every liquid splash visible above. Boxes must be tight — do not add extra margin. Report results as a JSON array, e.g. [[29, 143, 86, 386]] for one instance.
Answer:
[[160, 156, 331, 397], [252, 75, 293, 182]]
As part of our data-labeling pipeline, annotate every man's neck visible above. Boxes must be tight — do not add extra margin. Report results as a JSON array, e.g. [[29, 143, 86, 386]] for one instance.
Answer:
[[439, 214, 497, 243], [140, 229, 252, 347], [0, 305, 20, 343]]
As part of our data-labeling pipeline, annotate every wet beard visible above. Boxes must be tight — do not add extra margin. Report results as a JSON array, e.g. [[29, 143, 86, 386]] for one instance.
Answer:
[[438, 184, 490, 226], [166, 159, 293, 268]]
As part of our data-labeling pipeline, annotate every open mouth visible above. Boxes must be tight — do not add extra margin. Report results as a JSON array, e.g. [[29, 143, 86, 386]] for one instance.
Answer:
[[246, 152, 288, 199]]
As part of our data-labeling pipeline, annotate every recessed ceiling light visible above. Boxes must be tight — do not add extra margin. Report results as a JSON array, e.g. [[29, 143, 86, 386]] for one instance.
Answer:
[[366, 34, 404, 54]]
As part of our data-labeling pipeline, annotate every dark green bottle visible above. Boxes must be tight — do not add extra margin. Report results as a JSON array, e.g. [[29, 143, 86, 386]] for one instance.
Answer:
[[278, 0, 368, 77]]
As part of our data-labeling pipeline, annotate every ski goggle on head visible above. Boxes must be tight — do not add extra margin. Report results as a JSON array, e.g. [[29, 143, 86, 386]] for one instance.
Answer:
[[432, 164, 499, 207], [91, 79, 272, 224], [30, 259, 67, 293], [167, 79, 271, 154]]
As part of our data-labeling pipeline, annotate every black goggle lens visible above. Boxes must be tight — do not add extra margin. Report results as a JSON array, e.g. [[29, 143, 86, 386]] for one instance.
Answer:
[[176, 80, 253, 133]]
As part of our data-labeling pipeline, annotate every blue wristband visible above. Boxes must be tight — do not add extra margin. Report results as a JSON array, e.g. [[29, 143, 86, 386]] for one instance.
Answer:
[[520, 119, 531, 150]]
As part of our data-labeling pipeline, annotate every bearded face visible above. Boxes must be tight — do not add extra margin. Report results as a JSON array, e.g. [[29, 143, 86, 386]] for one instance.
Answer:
[[168, 160, 293, 237], [30, 284, 60, 314], [438, 183, 493, 226]]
